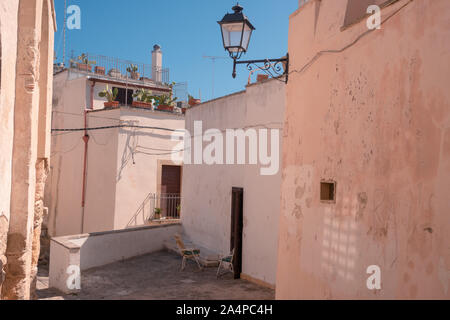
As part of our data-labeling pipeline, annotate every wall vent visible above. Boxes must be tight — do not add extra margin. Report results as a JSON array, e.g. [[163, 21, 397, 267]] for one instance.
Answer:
[[320, 181, 336, 203]]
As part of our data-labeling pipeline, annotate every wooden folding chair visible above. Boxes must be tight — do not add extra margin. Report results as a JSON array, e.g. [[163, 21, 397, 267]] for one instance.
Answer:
[[216, 248, 235, 278], [174, 234, 203, 271]]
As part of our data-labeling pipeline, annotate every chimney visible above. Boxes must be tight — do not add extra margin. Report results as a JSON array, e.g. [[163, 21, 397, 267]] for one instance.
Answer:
[[152, 44, 163, 83]]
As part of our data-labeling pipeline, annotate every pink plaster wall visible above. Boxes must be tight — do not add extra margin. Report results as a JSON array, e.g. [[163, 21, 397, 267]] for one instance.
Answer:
[[276, 0, 450, 299]]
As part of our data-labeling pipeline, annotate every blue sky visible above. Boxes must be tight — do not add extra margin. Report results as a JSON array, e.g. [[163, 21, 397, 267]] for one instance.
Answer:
[[54, 0, 298, 102]]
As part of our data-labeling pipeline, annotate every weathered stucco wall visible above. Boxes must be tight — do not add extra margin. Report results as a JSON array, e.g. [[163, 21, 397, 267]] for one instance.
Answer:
[[46, 75, 88, 236], [276, 0, 450, 299], [113, 109, 185, 230], [181, 79, 285, 286], [83, 109, 120, 233], [182, 91, 247, 254]]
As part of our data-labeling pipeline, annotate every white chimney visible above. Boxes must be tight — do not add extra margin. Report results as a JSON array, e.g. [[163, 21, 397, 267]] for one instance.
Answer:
[[152, 44, 163, 83]]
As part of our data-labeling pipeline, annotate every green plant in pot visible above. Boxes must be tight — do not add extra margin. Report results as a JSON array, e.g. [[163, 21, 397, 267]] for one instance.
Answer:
[[153, 208, 162, 220], [188, 94, 201, 107], [76, 53, 96, 72], [132, 89, 153, 108], [127, 64, 140, 80], [154, 94, 177, 112], [176, 204, 181, 216], [98, 85, 119, 108]]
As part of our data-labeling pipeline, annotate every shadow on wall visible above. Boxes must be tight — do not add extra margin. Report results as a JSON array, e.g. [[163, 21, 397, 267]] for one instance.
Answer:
[[322, 210, 357, 282], [116, 127, 178, 182]]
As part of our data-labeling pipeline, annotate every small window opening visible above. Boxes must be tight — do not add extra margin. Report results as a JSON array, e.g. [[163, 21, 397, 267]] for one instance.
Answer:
[[320, 181, 336, 203], [113, 87, 134, 106]]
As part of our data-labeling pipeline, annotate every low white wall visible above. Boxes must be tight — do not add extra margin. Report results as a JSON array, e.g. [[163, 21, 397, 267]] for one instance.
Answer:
[[49, 223, 182, 294]]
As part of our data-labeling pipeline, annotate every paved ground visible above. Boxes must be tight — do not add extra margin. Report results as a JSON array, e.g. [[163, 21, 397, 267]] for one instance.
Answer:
[[37, 251, 274, 300]]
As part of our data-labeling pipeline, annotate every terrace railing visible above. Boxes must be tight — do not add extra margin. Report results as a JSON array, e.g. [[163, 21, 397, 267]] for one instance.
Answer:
[[149, 193, 181, 220], [67, 53, 170, 85], [127, 193, 181, 228]]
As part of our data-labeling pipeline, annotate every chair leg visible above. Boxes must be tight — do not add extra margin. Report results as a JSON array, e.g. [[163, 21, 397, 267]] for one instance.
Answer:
[[216, 261, 222, 278], [194, 255, 203, 271], [181, 256, 186, 271]]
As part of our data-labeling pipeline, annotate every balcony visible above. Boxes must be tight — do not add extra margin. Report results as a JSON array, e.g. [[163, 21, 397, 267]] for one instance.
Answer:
[[64, 53, 170, 87]]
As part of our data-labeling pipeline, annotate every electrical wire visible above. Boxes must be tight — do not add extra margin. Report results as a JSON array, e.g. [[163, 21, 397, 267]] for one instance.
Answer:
[[53, 110, 123, 122], [51, 138, 83, 156], [51, 124, 185, 133]]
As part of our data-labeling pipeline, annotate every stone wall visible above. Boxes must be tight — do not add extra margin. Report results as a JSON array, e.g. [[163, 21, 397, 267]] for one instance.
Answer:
[[0, 0, 56, 300]]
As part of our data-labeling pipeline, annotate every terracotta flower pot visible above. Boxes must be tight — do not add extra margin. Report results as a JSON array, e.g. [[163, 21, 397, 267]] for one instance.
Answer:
[[181, 107, 187, 114], [104, 101, 119, 109], [257, 74, 269, 82], [157, 104, 174, 112], [132, 101, 152, 108], [108, 68, 122, 78], [95, 66, 105, 75], [77, 63, 92, 72], [188, 98, 201, 107]]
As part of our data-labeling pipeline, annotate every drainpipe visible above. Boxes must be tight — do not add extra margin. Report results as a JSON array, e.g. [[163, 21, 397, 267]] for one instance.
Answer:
[[80, 81, 95, 233], [81, 112, 89, 234], [90, 80, 95, 110]]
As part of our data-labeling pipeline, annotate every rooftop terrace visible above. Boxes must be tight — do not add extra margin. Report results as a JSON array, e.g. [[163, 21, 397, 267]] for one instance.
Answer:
[[54, 53, 170, 87]]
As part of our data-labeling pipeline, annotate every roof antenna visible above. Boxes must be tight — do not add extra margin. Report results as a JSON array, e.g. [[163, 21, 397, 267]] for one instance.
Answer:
[[63, 0, 67, 66]]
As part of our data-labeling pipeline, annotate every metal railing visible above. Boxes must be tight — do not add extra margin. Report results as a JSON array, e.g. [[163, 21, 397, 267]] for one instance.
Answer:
[[66, 53, 170, 85], [149, 193, 181, 220], [127, 193, 181, 228]]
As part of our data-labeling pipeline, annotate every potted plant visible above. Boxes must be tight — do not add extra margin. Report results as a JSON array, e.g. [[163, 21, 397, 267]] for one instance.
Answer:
[[188, 94, 201, 107], [154, 208, 162, 220], [76, 53, 96, 72], [154, 94, 177, 112], [176, 204, 181, 217], [132, 89, 153, 108], [98, 85, 119, 108], [108, 68, 122, 78], [95, 66, 105, 75], [127, 64, 140, 80]]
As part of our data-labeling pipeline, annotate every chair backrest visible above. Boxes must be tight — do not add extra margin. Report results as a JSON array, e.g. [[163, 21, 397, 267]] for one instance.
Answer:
[[174, 234, 185, 250], [229, 248, 235, 263]]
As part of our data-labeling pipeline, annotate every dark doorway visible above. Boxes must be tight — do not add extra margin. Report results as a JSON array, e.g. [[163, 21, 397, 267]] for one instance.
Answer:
[[161, 165, 181, 218], [230, 187, 244, 279], [113, 87, 133, 106]]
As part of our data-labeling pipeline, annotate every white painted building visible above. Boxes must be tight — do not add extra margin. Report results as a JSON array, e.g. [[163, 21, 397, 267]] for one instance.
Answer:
[[180, 78, 285, 288], [46, 48, 185, 237]]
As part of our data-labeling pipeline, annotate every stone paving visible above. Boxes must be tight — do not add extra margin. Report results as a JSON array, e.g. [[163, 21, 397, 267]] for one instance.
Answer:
[[37, 250, 274, 300]]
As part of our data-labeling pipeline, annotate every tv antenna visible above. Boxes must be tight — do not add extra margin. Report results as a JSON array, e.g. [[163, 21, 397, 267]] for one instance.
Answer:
[[203, 55, 227, 100], [63, 0, 67, 65]]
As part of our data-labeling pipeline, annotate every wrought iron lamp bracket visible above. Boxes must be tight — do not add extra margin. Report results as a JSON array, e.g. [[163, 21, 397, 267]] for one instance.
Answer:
[[232, 53, 289, 84]]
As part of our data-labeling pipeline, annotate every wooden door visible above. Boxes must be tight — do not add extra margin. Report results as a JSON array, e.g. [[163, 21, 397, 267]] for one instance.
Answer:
[[161, 165, 181, 218], [230, 188, 244, 279]]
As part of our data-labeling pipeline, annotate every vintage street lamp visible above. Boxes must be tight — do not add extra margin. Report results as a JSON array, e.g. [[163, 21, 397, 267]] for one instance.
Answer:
[[218, 4, 289, 83]]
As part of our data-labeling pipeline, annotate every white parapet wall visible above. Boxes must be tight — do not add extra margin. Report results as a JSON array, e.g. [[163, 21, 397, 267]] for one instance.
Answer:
[[49, 223, 182, 294]]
